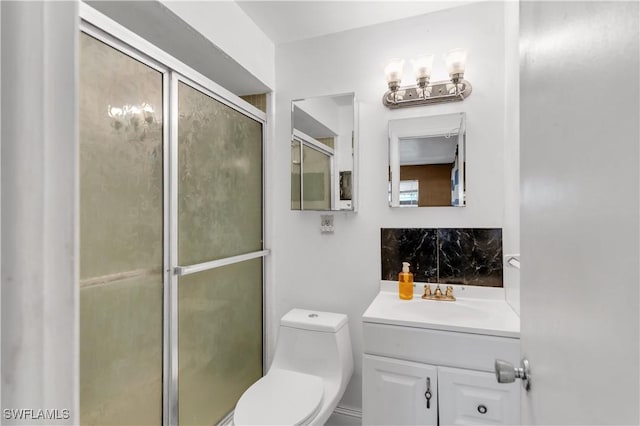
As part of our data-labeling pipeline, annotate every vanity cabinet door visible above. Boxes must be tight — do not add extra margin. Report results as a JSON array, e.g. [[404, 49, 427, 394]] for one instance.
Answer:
[[363, 354, 438, 426], [438, 366, 520, 425]]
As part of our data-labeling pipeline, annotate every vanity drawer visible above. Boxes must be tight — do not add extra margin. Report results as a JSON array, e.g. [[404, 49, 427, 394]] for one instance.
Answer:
[[363, 322, 520, 372]]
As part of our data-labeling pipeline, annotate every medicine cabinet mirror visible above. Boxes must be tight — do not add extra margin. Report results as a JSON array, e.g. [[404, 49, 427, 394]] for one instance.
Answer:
[[388, 112, 466, 208], [291, 93, 357, 211]]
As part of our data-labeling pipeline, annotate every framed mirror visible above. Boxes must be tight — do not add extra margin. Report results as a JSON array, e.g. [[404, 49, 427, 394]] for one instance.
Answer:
[[291, 93, 357, 211], [388, 112, 466, 208]]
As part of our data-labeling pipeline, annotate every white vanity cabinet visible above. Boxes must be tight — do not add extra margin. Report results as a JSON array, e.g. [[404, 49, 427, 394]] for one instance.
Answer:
[[362, 290, 521, 426], [363, 354, 520, 425], [363, 355, 438, 425]]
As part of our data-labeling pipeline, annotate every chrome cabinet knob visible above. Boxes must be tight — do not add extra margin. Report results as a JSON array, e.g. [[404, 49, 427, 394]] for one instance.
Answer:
[[494, 358, 531, 391]]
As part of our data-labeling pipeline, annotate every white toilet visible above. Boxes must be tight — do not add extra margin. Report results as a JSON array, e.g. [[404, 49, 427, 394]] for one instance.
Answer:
[[233, 308, 353, 426]]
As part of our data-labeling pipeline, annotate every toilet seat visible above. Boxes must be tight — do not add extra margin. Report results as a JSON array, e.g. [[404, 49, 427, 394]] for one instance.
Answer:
[[234, 369, 324, 426]]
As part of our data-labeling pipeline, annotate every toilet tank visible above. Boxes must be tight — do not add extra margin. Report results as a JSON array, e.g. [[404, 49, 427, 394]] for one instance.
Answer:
[[280, 309, 348, 333], [270, 309, 353, 383]]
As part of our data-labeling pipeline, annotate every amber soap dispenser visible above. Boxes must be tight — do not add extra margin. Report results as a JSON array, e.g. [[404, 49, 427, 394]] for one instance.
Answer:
[[398, 262, 414, 300]]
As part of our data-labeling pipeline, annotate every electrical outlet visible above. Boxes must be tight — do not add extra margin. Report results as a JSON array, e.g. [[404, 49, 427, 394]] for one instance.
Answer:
[[320, 215, 334, 234]]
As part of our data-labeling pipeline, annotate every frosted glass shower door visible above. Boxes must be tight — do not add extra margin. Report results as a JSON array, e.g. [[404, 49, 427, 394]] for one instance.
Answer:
[[302, 144, 332, 210], [176, 80, 264, 425], [79, 32, 164, 425]]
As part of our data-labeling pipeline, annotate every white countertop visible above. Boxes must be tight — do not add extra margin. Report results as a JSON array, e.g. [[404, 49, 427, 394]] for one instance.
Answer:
[[363, 289, 520, 338]]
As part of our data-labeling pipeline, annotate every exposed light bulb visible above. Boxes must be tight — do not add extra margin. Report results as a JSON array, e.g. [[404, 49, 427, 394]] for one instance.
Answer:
[[384, 58, 405, 89], [412, 55, 434, 81], [445, 49, 467, 77]]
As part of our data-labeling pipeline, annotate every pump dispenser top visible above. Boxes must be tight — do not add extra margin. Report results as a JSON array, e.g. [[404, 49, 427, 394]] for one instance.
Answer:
[[402, 262, 410, 273]]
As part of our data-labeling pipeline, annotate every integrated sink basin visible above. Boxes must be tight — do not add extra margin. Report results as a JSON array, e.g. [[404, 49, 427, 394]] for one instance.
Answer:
[[363, 287, 520, 338], [400, 297, 490, 321]]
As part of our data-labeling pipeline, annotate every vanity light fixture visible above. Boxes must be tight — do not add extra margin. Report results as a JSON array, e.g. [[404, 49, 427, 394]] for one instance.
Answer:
[[383, 49, 472, 109]]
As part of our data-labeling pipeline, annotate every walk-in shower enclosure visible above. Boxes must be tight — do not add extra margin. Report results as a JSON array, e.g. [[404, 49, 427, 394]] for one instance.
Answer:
[[79, 6, 268, 424]]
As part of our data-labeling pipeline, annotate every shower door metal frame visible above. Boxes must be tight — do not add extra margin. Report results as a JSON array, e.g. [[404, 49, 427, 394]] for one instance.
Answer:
[[79, 4, 269, 425]]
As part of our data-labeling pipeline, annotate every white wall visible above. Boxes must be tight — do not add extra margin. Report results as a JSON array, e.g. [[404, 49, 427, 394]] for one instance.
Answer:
[[503, 0, 520, 315], [296, 97, 340, 134], [1, 1, 79, 422], [272, 2, 511, 411], [163, 0, 275, 90], [89, 0, 274, 94]]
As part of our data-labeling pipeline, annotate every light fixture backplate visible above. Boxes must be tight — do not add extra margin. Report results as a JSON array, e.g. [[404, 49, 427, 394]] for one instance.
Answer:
[[382, 79, 472, 109]]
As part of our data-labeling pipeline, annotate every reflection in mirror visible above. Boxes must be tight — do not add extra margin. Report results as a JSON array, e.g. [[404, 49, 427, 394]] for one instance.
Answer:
[[388, 113, 466, 208], [291, 93, 356, 211], [291, 139, 301, 210]]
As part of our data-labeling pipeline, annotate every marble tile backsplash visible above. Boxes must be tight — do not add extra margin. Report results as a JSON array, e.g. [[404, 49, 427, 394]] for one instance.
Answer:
[[381, 228, 438, 283], [381, 228, 503, 287]]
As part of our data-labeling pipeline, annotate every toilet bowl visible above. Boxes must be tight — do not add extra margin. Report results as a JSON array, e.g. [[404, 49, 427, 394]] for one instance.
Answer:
[[233, 309, 353, 426]]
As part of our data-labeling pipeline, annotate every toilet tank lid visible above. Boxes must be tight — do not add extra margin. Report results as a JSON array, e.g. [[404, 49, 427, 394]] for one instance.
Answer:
[[281, 309, 348, 333]]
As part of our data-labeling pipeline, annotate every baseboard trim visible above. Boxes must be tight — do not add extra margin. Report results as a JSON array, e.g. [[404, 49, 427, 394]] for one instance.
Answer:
[[333, 405, 362, 419]]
